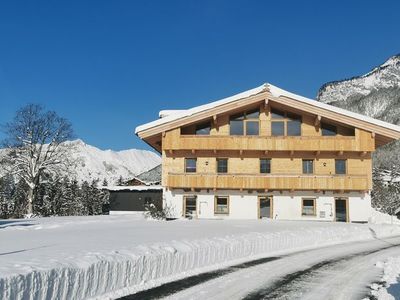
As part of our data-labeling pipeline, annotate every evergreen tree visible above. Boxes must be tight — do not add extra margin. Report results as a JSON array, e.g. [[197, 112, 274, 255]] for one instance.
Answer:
[[0, 174, 15, 218]]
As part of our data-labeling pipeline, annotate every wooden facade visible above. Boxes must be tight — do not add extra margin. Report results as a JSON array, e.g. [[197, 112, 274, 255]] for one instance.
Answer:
[[136, 84, 400, 194]]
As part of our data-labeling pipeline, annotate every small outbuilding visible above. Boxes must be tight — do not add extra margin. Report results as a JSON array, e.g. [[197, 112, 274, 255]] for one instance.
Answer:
[[106, 185, 163, 215]]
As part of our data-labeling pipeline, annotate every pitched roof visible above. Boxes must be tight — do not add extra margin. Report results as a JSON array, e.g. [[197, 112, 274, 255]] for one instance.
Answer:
[[136, 164, 161, 183], [135, 83, 400, 140]]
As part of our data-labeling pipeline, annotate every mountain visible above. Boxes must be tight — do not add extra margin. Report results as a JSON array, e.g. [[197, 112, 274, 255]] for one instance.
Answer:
[[318, 55, 400, 124], [317, 55, 400, 171], [0, 140, 161, 185], [66, 140, 161, 184]]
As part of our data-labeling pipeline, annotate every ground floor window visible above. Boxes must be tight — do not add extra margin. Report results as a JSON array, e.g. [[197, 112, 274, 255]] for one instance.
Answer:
[[184, 196, 197, 218], [302, 198, 316, 216], [215, 196, 229, 215]]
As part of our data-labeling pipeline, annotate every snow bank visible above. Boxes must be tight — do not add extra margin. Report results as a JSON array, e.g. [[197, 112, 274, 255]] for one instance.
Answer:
[[1, 216, 400, 299], [370, 209, 400, 225], [370, 256, 400, 300]]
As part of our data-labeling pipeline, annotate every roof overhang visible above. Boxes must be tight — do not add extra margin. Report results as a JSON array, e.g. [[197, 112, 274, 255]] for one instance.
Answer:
[[135, 83, 400, 152]]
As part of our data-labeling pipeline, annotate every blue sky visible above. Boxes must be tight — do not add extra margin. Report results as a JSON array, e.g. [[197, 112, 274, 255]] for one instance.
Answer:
[[0, 0, 399, 152]]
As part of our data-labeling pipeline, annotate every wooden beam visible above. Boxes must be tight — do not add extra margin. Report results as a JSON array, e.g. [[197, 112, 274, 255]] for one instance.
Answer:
[[337, 150, 344, 156], [371, 132, 376, 138], [360, 151, 367, 157], [162, 131, 166, 138], [314, 115, 321, 126], [213, 149, 217, 154], [191, 149, 196, 154], [265, 150, 269, 155], [315, 150, 320, 156]]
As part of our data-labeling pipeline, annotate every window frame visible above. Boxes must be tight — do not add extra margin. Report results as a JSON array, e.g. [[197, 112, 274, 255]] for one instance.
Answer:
[[229, 109, 260, 136], [321, 122, 337, 136], [335, 159, 347, 175], [301, 198, 316, 216], [214, 196, 230, 215], [185, 158, 197, 173], [195, 122, 211, 135], [270, 108, 302, 136], [260, 158, 271, 174], [183, 195, 197, 218], [302, 159, 314, 174], [216, 158, 228, 173]]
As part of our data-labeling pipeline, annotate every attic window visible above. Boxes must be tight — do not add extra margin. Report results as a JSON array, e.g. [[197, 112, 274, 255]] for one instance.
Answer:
[[271, 108, 301, 136], [321, 123, 337, 136], [229, 109, 260, 136]]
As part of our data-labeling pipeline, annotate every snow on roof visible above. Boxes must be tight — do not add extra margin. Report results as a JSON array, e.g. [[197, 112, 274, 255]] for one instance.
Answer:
[[135, 83, 400, 135], [135, 84, 268, 133], [267, 83, 400, 133], [159, 110, 186, 118], [104, 185, 163, 192]]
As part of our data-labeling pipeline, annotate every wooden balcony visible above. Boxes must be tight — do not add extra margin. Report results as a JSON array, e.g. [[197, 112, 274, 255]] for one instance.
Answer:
[[167, 173, 370, 191], [163, 135, 374, 152]]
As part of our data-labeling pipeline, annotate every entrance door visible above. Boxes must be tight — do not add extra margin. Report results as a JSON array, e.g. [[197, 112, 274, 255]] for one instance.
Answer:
[[184, 196, 197, 218], [259, 196, 272, 219], [335, 198, 347, 222]]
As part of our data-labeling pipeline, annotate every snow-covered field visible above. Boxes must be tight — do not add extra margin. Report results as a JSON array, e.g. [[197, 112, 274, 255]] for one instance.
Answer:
[[1, 215, 400, 300]]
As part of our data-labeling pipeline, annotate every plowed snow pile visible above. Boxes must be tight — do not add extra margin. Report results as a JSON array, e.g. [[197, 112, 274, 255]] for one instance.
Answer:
[[1, 215, 400, 299]]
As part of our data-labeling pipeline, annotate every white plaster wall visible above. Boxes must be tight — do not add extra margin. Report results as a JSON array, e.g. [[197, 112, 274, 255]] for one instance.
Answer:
[[348, 192, 371, 222], [164, 189, 371, 222]]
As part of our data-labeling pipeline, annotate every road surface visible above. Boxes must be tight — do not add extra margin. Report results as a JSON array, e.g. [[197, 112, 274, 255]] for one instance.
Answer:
[[120, 235, 400, 300]]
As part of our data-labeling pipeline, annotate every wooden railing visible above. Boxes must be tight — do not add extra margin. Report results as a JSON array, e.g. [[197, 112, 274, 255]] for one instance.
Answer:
[[167, 172, 370, 191], [163, 135, 374, 152]]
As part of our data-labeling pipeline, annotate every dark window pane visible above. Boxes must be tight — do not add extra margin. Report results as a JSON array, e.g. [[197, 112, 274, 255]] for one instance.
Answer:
[[260, 159, 271, 174], [272, 122, 285, 136], [287, 112, 301, 121], [195, 122, 211, 135], [230, 120, 244, 135], [287, 120, 301, 136], [185, 158, 197, 173], [185, 196, 197, 218], [271, 108, 285, 119], [246, 109, 260, 119], [335, 160, 346, 174], [246, 121, 259, 135], [217, 159, 228, 173], [230, 113, 245, 121], [321, 123, 337, 136], [302, 160, 314, 174], [215, 197, 229, 214], [302, 199, 315, 216]]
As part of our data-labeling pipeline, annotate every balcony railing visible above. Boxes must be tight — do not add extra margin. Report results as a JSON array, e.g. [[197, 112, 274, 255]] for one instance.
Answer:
[[163, 135, 373, 152], [167, 172, 370, 191]]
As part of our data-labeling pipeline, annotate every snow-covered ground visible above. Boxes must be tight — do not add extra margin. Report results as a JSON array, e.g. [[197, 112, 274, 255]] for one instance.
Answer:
[[1, 215, 400, 299], [370, 256, 400, 300]]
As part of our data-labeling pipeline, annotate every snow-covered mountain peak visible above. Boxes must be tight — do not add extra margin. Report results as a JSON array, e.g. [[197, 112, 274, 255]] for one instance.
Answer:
[[0, 139, 161, 185], [317, 54, 400, 125]]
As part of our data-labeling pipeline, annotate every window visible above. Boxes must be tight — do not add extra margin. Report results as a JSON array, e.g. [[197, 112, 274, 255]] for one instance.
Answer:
[[321, 123, 337, 136], [184, 196, 197, 218], [215, 196, 229, 215], [260, 159, 271, 174], [195, 122, 211, 135], [335, 159, 346, 175], [217, 158, 228, 173], [302, 199, 316, 216], [246, 121, 259, 135], [271, 108, 301, 136], [230, 109, 260, 136], [302, 159, 314, 174], [185, 158, 197, 173], [271, 122, 285, 136]]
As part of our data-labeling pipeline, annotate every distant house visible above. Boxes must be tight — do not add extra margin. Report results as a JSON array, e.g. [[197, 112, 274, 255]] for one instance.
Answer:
[[105, 165, 162, 214]]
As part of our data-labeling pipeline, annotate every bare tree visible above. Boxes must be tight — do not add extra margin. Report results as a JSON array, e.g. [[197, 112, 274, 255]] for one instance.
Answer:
[[1, 104, 74, 216]]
